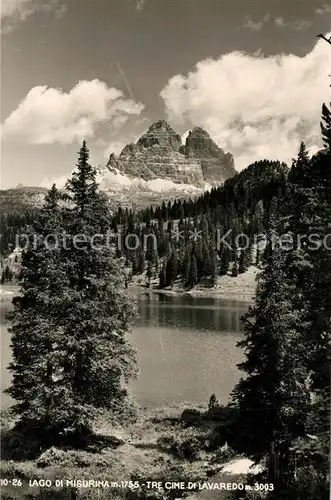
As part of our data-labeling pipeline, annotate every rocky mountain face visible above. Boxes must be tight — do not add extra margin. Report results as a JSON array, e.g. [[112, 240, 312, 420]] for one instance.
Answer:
[[104, 120, 235, 190], [183, 127, 235, 183]]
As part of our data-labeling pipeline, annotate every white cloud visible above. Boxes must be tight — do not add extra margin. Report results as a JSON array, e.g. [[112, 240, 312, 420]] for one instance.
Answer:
[[243, 17, 262, 31], [40, 173, 68, 189], [2, 79, 144, 145], [274, 16, 286, 28], [97, 128, 145, 160], [53, 3, 67, 20], [274, 16, 312, 30], [243, 12, 312, 31], [98, 168, 203, 195], [294, 20, 312, 30], [103, 141, 127, 158], [316, 4, 331, 15], [242, 13, 312, 32], [160, 35, 331, 171], [136, 0, 146, 12], [41, 165, 204, 195], [127, 0, 146, 12], [1, 0, 66, 32], [1, 0, 33, 22], [243, 13, 269, 31]]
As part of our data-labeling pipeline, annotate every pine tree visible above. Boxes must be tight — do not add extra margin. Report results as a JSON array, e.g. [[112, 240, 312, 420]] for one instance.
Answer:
[[165, 250, 178, 287], [154, 249, 159, 276], [131, 254, 138, 275], [61, 142, 137, 436], [189, 255, 198, 288], [208, 393, 218, 411], [210, 250, 217, 286], [219, 246, 230, 276], [7, 184, 69, 440], [238, 244, 252, 274], [1, 264, 13, 283], [231, 122, 331, 493], [231, 232, 310, 488], [255, 246, 261, 266], [158, 265, 166, 289], [183, 247, 191, 286], [320, 102, 331, 149], [238, 251, 245, 274], [279, 127, 331, 495], [146, 259, 153, 287], [299, 101, 331, 499], [231, 261, 238, 277], [253, 200, 265, 234], [167, 219, 173, 235], [202, 238, 212, 277], [137, 249, 145, 274], [7, 144, 138, 444]]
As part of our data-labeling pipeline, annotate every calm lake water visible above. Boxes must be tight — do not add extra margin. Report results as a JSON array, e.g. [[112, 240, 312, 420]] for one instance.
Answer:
[[0, 288, 248, 409]]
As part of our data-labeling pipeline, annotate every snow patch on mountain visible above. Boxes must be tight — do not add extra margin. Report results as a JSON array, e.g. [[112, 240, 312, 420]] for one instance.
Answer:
[[98, 168, 205, 194]]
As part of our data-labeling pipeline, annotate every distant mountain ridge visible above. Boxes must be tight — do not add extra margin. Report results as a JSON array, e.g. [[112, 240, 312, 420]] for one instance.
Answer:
[[0, 186, 47, 214]]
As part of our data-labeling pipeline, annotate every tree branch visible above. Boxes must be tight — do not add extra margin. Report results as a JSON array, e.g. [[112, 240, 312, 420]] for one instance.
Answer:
[[317, 34, 331, 46]]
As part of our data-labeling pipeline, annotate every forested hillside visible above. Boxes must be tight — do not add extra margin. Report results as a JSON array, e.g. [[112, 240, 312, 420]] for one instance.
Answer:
[[0, 159, 289, 287], [110, 160, 288, 288]]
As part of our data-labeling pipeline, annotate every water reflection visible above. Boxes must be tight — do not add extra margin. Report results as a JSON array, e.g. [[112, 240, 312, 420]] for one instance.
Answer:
[[131, 293, 247, 407], [136, 293, 246, 333], [1, 290, 248, 409]]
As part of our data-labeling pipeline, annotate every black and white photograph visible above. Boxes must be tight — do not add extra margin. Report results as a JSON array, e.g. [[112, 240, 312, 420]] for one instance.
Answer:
[[0, 0, 330, 499]]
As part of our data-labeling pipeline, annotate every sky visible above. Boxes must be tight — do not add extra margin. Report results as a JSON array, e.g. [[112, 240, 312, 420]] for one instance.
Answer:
[[1, 0, 331, 189]]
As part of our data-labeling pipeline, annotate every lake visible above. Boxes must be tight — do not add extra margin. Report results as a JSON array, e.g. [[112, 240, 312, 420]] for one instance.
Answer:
[[0, 288, 248, 409]]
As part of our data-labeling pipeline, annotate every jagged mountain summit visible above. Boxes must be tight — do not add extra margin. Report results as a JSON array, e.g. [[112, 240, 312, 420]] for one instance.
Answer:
[[100, 120, 235, 200]]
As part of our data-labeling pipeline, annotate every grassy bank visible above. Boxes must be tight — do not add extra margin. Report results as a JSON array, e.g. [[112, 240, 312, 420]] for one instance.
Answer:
[[0, 402, 251, 500], [130, 266, 258, 302]]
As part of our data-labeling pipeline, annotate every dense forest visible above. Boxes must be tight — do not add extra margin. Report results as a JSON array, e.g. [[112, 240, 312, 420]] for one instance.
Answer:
[[0, 159, 289, 286], [109, 159, 288, 287]]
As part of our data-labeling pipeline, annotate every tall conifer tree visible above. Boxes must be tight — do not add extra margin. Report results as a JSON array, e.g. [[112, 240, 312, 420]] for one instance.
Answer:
[[7, 184, 69, 439], [231, 213, 311, 489], [8, 143, 137, 443]]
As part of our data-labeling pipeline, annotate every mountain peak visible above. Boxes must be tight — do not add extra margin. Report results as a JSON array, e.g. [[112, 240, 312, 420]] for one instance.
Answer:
[[188, 126, 211, 139], [185, 125, 226, 159], [148, 119, 173, 131], [105, 119, 236, 195], [136, 120, 182, 150]]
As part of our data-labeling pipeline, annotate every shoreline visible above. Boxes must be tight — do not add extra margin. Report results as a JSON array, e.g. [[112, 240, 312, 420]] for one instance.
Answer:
[[129, 266, 259, 303], [0, 267, 258, 304], [1, 286, 254, 303], [150, 287, 255, 302]]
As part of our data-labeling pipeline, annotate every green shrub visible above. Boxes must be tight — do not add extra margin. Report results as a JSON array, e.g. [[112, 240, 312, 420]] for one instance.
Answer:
[[180, 409, 202, 427], [1, 426, 45, 460], [0, 460, 37, 479], [157, 429, 204, 459], [93, 397, 139, 429], [211, 444, 236, 463], [208, 393, 219, 411], [36, 447, 116, 469], [0, 409, 17, 430]]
